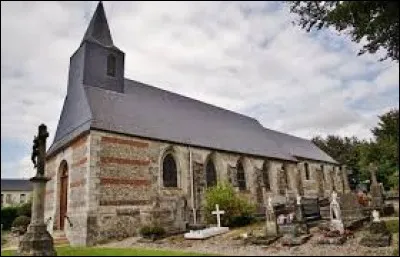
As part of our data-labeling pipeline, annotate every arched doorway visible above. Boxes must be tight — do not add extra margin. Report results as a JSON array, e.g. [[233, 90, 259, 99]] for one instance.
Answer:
[[59, 161, 69, 230]]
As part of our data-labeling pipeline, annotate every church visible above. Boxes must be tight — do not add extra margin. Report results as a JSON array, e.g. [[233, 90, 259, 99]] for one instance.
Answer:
[[44, 2, 350, 246]]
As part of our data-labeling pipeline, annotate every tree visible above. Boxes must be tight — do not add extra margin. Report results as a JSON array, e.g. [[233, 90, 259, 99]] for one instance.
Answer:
[[312, 135, 361, 175], [289, 1, 399, 61], [358, 109, 399, 189]]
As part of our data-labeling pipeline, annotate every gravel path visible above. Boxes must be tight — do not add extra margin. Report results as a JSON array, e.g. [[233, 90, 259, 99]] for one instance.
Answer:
[[100, 227, 398, 256]]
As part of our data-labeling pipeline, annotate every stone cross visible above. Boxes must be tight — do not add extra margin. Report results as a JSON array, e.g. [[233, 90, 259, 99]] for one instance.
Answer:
[[372, 210, 380, 222], [18, 124, 56, 256], [369, 163, 378, 185], [211, 204, 225, 228]]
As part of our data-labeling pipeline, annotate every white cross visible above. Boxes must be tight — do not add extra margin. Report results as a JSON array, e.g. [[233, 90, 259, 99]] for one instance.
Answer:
[[211, 204, 225, 227]]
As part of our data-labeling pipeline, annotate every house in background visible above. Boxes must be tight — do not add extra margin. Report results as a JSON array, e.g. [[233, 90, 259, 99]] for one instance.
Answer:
[[1, 179, 33, 207]]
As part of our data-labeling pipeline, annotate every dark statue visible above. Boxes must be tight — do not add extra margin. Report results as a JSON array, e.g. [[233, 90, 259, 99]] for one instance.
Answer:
[[30, 124, 49, 177]]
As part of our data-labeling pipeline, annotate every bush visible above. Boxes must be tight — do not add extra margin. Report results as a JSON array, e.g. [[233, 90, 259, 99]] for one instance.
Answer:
[[11, 215, 31, 234], [204, 182, 256, 227], [139, 225, 166, 239], [17, 202, 32, 218], [1, 207, 19, 230]]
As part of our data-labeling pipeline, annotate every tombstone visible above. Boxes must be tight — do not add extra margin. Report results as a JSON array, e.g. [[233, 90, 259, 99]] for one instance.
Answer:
[[329, 191, 344, 234], [360, 209, 392, 247], [369, 163, 384, 209], [184, 204, 229, 240], [280, 194, 312, 246], [18, 124, 56, 256], [264, 195, 278, 238], [315, 191, 348, 245]]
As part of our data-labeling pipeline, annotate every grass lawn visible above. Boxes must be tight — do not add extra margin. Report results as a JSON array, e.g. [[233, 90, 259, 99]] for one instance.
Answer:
[[385, 219, 399, 234], [1, 246, 217, 256]]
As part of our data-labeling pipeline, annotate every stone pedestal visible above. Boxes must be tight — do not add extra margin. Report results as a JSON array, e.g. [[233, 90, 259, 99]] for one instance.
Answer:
[[17, 176, 56, 256]]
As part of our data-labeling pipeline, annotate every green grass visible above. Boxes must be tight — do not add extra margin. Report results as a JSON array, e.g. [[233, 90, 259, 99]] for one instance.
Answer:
[[1, 246, 218, 256], [385, 219, 399, 234]]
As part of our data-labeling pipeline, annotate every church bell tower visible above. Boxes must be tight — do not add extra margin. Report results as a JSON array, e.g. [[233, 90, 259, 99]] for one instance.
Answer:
[[67, 1, 125, 93]]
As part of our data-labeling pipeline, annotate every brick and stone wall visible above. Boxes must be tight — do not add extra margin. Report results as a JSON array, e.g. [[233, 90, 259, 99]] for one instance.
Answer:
[[45, 129, 347, 246]]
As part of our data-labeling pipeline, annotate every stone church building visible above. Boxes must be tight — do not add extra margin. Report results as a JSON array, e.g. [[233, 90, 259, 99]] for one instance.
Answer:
[[44, 2, 350, 246]]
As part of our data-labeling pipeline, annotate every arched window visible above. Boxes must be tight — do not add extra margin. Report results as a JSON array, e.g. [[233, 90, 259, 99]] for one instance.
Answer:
[[107, 54, 116, 77], [162, 154, 177, 187], [321, 164, 325, 181], [279, 164, 289, 195], [305, 163, 310, 180], [206, 158, 217, 188], [262, 161, 271, 191], [237, 160, 246, 191]]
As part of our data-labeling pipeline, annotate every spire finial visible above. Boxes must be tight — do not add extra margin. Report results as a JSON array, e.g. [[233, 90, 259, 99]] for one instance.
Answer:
[[81, 1, 114, 47]]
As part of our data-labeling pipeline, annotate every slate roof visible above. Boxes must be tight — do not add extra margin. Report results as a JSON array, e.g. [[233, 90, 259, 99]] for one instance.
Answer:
[[1, 179, 33, 192], [47, 2, 338, 165]]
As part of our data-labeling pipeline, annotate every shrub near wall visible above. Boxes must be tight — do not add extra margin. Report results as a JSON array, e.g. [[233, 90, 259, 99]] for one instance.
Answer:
[[204, 183, 256, 227]]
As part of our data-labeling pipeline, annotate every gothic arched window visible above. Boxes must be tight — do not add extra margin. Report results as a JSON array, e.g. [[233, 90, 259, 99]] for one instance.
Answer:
[[262, 161, 271, 191], [206, 159, 217, 188], [107, 54, 116, 77], [237, 160, 246, 191], [279, 164, 289, 195], [162, 154, 177, 187], [305, 163, 310, 180]]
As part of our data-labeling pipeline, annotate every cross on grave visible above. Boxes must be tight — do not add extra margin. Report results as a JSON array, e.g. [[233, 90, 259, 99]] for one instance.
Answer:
[[212, 204, 225, 228]]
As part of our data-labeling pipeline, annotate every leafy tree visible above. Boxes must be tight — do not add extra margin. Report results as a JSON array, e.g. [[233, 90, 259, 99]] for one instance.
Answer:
[[289, 1, 399, 61], [358, 109, 399, 189], [313, 109, 399, 190]]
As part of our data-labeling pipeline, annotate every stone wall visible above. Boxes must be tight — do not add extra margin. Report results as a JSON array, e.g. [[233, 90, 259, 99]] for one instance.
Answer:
[[44, 133, 90, 246], [46, 129, 347, 246]]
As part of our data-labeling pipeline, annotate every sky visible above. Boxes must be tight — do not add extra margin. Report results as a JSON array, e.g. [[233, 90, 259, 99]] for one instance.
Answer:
[[1, 1, 399, 179]]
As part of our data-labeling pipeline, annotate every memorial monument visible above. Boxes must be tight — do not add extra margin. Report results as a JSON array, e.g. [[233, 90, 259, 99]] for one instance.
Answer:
[[17, 124, 56, 256]]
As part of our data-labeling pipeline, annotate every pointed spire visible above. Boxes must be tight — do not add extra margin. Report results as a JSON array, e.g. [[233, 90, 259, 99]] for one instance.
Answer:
[[82, 1, 114, 47]]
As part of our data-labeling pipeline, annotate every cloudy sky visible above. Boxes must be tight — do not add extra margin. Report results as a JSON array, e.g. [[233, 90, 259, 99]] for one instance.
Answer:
[[1, 1, 398, 179]]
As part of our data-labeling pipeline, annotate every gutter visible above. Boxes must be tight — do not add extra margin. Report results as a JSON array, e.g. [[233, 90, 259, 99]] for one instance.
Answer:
[[189, 146, 196, 225]]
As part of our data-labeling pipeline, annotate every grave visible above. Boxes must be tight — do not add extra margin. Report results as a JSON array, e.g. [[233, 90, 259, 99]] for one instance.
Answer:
[[246, 193, 281, 246], [316, 191, 347, 245], [360, 210, 392, 247], [184, 204, 229, 239], [280, 195, 312, 246], [369, 163, 384, 210], [340, 191, 368, 230]]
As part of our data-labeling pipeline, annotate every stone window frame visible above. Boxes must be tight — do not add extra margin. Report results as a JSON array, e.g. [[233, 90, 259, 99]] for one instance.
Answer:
[[262, 160, 272, 191], [159, 146, 181, 189], [304, 162, 311, 180], [204, 153, 217, 188], [279, 163, 290, 195], [236, 158, 247, 191]]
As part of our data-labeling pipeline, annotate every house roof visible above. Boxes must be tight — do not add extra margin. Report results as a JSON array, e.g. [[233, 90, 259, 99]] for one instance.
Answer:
[[1, 179, 33, 192], [47, 2, 338, 165]]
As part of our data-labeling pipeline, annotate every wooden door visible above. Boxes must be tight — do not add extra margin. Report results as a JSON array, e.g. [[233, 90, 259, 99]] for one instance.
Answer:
[[60, 167, 68, 230]]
